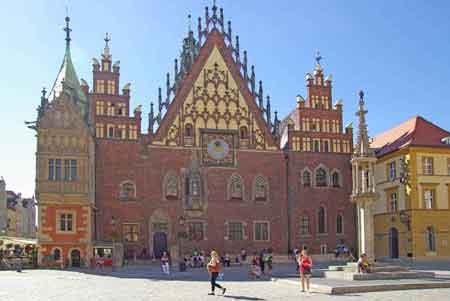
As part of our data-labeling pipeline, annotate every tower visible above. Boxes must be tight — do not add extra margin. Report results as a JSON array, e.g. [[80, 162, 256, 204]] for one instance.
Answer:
[[351, 90, 377, 260]]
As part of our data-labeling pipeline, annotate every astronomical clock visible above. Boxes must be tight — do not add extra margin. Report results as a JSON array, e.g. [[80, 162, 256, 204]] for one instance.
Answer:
[[201, 129, 236, 167]]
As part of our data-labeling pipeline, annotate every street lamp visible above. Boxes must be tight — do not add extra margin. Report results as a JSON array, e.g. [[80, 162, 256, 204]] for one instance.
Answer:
[[111, 216, 116, 272], [283, 145, 292, 257], [178, 215, 186, 272]]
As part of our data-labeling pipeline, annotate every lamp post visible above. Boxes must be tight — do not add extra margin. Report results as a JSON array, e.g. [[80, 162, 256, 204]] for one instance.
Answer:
[[283, 146, 292, 256], [111, 216, 116, 272], [178, 215, 186, 272]]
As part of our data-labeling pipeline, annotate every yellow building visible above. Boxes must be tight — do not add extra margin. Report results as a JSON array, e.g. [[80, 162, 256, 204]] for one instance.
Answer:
[[372, 116, 450, 260]]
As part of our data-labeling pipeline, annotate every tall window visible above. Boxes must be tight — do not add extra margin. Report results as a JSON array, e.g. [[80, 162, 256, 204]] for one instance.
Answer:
[[316, 168, 327, 187], [63, 160, 77, 181], [59, 213, 73, 232], [120, 182, 136, 199], [300, 215, 310, 235], [324, 140, 330, 152], [314, 140, 320, 152], [254, 176, 267, 201], [239, 126, 249, 140], [48, 159, 55, 180], [117, 125, 127, 139], [96, 123, 104, 138], [389, 161, 396, 180], [123, 224, 139, 242], [107, 80, 115, 95], [302, 170, 311, 187], [129, 125, 138, 140], [96, 101, 104, 115], [108, 125, 114, 138], [184, 124, 193, 137], [389, 192, 398, 212], [426, 227, 436, 252], [447, 158, 450, 175], [64, 160, 70, 181], [96, 80, 105, 94], [318, 207, 326, 233], [254, 222, 269, 241], [424, 189, 434, 209], [228, 222, 243, 240], [107, 102, 115, 116], [423, 157, 434, 175], [188, 222, 204, 241], [336, 214, 343, 234], [55, 159, 61, 181], [332, 172, 340, 187]]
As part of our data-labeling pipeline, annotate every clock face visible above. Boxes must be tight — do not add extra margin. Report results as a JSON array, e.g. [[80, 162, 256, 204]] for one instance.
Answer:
[[207, 138, 230, 160]]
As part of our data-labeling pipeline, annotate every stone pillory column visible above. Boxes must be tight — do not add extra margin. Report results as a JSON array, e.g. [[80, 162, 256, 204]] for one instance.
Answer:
[[351, 90, 377, 261]]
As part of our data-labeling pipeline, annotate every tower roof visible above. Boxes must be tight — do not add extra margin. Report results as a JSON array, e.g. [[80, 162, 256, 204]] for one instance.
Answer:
[[48, 16, 89, 122]]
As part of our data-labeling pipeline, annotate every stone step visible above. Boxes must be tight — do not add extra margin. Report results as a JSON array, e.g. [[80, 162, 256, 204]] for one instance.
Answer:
[[325, 270, 435, 281]]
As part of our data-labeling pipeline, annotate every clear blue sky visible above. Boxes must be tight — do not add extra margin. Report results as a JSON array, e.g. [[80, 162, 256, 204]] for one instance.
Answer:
[[1, 0, 449, 196]]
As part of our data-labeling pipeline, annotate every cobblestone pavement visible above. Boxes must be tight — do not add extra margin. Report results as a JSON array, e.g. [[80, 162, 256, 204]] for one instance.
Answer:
[[1, 265, 450, 301]]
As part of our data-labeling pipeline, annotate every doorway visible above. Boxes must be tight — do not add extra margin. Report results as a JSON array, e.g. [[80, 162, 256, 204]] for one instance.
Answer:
[[70, 249, 81, 267], [153, 232, 168, 259], [389, 227, 399, 258]]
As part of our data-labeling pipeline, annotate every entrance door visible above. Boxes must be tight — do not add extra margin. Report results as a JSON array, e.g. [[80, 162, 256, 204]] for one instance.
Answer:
[[70, 249, 81, 267], [389, 227, 399, 258], [153, 232, 168, 259]]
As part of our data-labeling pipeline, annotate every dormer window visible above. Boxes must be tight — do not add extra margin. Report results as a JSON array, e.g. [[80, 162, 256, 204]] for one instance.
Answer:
[[441, 136, 450, 145]]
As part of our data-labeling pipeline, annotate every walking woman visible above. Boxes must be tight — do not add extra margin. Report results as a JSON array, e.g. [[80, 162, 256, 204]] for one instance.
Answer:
[[298, 249, 312, 292], [207, 251, 226, 296]]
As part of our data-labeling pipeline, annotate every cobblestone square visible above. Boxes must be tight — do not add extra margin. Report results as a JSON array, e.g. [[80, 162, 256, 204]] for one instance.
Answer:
[[2, 265, 450, 301]]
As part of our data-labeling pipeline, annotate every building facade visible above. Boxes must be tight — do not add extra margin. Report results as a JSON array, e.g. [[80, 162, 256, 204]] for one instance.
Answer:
[[33, 4, 357, 265], [0, 177, 6, 235], [372, 116, 450, 260]]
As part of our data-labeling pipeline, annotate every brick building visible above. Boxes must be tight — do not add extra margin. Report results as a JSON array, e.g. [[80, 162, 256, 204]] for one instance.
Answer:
[[33, 3, 356, 266]]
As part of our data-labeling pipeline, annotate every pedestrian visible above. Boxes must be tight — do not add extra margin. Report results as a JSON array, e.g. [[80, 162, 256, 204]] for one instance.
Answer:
[[240, 248, 247, 264], [266, 248, 273, 274], [298, 249, 312, 292], [207, 250, 226, 296], [161, 251, 170, 275], [259, 248, 266, 275]]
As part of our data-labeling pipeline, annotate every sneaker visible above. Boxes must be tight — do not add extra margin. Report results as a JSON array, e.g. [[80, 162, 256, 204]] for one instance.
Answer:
[[208, 292, 215, 296], [222, 288, 227, 295]]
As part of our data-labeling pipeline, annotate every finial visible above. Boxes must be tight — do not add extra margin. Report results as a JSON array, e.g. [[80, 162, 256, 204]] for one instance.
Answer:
[[358, 89, 364, 102], [188, 14, 192, 33], [104, 32, 110, 47], [63, 14, 72, 49], [315, 50, 323, 65], [213, 0, 217, 8], [41, 87, 47, 98]]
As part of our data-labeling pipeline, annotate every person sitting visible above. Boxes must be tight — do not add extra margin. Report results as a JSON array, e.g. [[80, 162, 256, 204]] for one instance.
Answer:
[[358, 253, 371, 273], [224, 253, 231, 267]]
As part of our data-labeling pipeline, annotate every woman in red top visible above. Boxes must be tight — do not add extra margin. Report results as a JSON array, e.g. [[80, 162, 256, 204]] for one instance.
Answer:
[[298, 249, 312, 292], [207, 250, 226, 296]]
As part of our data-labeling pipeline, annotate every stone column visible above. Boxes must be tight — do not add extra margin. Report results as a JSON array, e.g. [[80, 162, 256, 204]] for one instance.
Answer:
[[364, 201, 375, 261]]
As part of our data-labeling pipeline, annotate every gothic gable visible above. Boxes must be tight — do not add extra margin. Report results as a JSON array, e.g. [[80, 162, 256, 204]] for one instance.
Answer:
[[152, 31, 277, 150]]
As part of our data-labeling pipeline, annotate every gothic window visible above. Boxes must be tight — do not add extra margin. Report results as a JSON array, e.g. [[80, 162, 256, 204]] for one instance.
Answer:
[[318, 206, 326, 233], [314, 140, 320, 152], [96, 101, 104, 115], [120, 181, 136, 199], [315, 168, 327, 187], [253, 175, 268, 201], [332, 171, 340, 187], [107, 80, 115, 95], [336, 214, 343, 234], [302, 170, 311, 187], [324, 140, 330, 152], [164, 173, 178, 199], [108, 125, 114, 138], [188, 222, 204, 241], [185, 124, 193, 137], [229, 174, 244, 200], [129, 125, 138, 140], [118, 125, 127, 139], [239, 126, 249, 139], [228, 222, 243, 240], [96, 123, 104, 138], [426, 227, 436, 252], [300, 215, 310, 235], [123, 223, 139, 242], [107, 102, 115, 116], [96, 80, 105, 94]]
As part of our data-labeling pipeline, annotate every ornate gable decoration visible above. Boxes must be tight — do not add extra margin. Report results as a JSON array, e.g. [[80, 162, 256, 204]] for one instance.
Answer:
[[148, 3, 280, 150]]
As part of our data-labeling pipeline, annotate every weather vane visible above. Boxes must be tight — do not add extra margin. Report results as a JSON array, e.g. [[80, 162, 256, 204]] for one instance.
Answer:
[[315, 50, 323, 65]]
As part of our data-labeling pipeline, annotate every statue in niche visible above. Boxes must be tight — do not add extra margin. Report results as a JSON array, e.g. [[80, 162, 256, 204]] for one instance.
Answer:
[[165, 175, 178, 199], [183, 151, 205, 211]]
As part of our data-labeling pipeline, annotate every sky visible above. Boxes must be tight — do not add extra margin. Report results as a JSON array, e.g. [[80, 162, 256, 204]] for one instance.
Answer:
[[1, 0, 449, 196]]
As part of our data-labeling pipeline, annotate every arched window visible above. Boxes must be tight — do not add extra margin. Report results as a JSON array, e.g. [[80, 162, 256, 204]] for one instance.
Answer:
[[253, 175, 268, 201], [324, 140, 330, 152], [239, 126, 248, 139], [229, 174, 244, 200], [302, 170, 311, 187], [191, 175, 200, 197], [53, 248, 61, 261], [300, 215, 310, 235], [316, 168, 327, 187], [336, 214, 343, 234], [318, 206, 326, 233], [120, 181, 136, 199], [185, 124, 193, 137], [332, 171, 340, 187], [426, 227, 436, 252]]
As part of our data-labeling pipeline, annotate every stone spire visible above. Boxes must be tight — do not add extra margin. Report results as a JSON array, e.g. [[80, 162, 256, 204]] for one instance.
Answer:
[[354, 90, 370, 156]]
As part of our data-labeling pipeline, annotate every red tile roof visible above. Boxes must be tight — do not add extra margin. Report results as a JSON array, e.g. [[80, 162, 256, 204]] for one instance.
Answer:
[[371, 116, 450, 157]]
